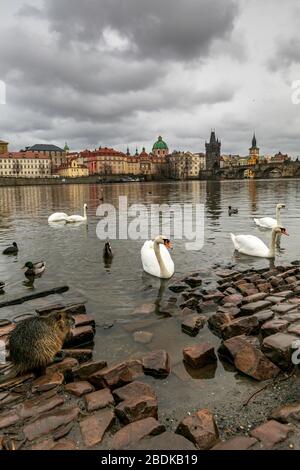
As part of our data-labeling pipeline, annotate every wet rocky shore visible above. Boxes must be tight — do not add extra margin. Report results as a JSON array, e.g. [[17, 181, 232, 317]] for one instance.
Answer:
[[1, 263, 300, 450]]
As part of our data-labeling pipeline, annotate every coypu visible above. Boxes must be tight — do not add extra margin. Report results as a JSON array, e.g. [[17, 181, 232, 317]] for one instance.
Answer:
[[0, 310, 74, 383]]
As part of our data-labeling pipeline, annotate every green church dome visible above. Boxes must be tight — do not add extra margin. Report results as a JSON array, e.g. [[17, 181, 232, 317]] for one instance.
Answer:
[[152, 136, 168, 151]]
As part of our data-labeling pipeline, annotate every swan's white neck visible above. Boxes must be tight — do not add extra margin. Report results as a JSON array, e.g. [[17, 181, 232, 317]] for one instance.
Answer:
[[154, 240, 170, 278], [276, 206, 281, 226], [269, 229, 278, 258]]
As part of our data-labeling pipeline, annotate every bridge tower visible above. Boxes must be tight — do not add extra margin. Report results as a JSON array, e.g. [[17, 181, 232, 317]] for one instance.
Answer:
[[248, 133, 260, 165], [205, 130, 221, 173]]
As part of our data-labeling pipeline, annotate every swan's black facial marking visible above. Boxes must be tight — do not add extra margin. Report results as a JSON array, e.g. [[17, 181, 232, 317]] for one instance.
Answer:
[[163, 238, 172, 249], [280, 227, 289, 236]]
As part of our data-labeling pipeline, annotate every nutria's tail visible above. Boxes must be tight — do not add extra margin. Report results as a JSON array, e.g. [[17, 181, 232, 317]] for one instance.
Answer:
[[0, 366, 20, 385]]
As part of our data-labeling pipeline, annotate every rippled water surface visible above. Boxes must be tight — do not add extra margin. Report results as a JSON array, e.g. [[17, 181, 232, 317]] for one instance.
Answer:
[[0, 179, 300, 426]]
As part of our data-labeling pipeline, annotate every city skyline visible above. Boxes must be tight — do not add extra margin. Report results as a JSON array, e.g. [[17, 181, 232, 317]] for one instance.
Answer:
[[1, 1, 300, 155]]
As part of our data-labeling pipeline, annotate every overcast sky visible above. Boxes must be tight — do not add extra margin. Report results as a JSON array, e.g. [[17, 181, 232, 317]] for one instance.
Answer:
[[1, 0, 300, 156]]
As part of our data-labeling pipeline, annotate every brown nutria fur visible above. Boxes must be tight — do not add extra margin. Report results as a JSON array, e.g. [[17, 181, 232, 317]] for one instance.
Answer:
[[0, 311, 74, 383]]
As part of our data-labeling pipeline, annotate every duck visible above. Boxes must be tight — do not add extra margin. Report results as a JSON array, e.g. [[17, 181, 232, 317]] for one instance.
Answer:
[[230, 226, 288, 258], [48, 212, 68, 223], [103, 242, 113, 261], [22, 261, 46, 277], [141, 235, 174, 279], [2, 242, 18, 255], [228, 206, 238, 215], [254, 203, 285, 229], [66, 204, 88, 223]]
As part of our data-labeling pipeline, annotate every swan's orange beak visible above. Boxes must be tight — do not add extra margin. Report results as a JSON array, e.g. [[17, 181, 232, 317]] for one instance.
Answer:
[[281, 228, 289, 236], [164, 240, 172, 249]]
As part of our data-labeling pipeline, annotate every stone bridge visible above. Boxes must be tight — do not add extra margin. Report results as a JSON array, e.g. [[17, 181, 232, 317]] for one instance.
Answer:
[[212, 161, 300, 179]]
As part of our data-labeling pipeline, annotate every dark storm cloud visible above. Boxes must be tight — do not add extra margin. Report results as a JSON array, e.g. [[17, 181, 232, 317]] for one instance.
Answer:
[[43, 0, 238, 61], [268, 38, 300, 71]]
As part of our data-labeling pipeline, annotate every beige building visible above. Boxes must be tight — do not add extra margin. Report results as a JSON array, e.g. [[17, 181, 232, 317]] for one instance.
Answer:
[[57, 158, 89, 178], [0, 152, 51, 178], [168, 151, 203, 179]]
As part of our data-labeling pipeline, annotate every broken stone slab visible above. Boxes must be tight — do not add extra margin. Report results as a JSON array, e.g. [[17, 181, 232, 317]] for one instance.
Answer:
[[89, 360, 144, 389], [262, 333, 299, 370], [183, 276, 203, 288], [242, 293, 269, 304], [65, 325, 95, 347], [211, 436, 257, 450], [270, 402, 300, 423], [35, 303, 65, 315], [0, 373, 34, 391], [133, 331, 154, 344], [168, 282, 187, 293], [250, 420, 292, 449], [80, 409, 115, 448], [215, 269, 239, 279], [272, 303, 297, 315], [46, 357, 79, 376], [240, 300, 272, 315], [64, 381, 94, 397], [265, 296, 284, 304], [176, 409, 219, 450], [115, 395, 158, 424], [16, 392, 64, 419], [234, 343, 280, 381], [218, 335, 261, 364], [62, 303, 87, 315], [284, 313, 300, 323], [0, 411, 20, 430], [113, 381, 157, 403], [287, 323, 300, 336], [201, 290, 224, 302], [273, 290, 294, 299], [32, 372, 64, 393], [0, 323, 15, 338], [72, 360, 107, 381], [73, 314, 95, 329], [132, 303, 156, 316], [181, 314, 206, 337], [182, 343, 217, 369], [221, 315, 259, 340], [23, 406, 80, 442], [221, 294, 243, 306], [62, 348, 93, 363], [111, 417, 165, 450], [261, 319, 289, 338], [142, 350, 170, 378], [253, 310, 275, 325], [256, 282, 272, 293], [84, 388, 115, 412], [208, 312, 234, 337], [50, 438, 78, 450]]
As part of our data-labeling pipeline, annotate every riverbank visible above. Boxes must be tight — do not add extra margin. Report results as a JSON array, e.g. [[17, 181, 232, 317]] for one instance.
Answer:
[[1, 262, 300, 450]]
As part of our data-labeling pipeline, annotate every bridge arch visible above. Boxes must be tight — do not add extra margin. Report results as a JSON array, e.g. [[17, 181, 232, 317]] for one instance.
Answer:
[[261, 166, 283, 178]]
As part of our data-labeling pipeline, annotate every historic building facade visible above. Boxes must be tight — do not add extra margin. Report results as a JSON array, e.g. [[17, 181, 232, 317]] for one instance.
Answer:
[[24, 144, 67, 174], [57, 157, 89, 178], [0, 140, 9, 155], [0, 152, 51, 178], [168, 151, 204, 179], [205, 131, 221, 172]]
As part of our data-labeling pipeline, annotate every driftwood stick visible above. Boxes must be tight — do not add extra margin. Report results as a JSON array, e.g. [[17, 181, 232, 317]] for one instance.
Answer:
[[0, 286, 69, 309]]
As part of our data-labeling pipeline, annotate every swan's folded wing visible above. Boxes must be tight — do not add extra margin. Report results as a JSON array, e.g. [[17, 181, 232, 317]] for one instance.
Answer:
[[233, 234, 268, 256], [254, 217, 276, 229]]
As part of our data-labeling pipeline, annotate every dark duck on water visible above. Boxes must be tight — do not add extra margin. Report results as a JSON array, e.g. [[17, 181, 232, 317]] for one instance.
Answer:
[[228, 206, 239, 215], [2, 242, 18, 255]]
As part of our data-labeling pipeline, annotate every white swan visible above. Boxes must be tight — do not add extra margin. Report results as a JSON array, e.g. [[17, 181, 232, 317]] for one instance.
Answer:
[[48, 211, 68, 223], [141, 235, 174, 279], [254, 203, 285, 229], [230, 226, 288, 258], [66, 204, 88, 223]]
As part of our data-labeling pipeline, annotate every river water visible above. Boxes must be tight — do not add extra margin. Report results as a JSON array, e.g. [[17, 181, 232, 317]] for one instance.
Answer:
[[0, 179, 299, 435]]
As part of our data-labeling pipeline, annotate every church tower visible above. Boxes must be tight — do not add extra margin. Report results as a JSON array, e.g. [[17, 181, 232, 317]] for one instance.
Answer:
[[205, 130, 221, 172], [248, 133, 259, 165]]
